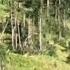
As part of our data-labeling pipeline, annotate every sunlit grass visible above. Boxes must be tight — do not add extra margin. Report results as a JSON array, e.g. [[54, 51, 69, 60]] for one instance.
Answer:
[[5, 52, 70, 70]]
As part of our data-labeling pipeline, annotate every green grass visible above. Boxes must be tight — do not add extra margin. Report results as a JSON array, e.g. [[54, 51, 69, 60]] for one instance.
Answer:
[[5, 52, 70, 70]]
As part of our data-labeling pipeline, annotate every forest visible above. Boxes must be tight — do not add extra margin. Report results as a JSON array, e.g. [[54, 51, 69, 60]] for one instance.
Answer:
[[0, 0, 70, 70]]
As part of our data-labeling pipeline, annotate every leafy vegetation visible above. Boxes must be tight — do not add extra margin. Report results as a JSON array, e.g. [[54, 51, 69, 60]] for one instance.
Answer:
[[0, 0, 70, 70], [5, 53, 70, 70]]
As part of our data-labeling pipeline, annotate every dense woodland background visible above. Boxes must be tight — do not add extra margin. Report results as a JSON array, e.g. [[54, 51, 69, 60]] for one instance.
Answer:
[[0, 0, 70, 70]]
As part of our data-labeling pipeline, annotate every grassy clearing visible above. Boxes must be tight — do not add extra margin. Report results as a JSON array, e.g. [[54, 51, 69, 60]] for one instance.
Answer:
[[5, 53, 70, 70]]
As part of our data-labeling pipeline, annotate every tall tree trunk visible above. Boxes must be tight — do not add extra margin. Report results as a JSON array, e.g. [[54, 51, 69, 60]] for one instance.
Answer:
[[47, 0, 50, 18], [28, 16, 33, 50], [63, 9, 66, 28], [17, 22, 22, 51], [39, 0, 43, 51], [23, 13, 26, 27], [11, 0, 17, 50], [58, 0, 62, 40], [11, 0, 15, 50], [39, 14, 42, 51]]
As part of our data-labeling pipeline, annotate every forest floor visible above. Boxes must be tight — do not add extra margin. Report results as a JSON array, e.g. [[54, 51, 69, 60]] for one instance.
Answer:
[[5, 52, 70, 70]]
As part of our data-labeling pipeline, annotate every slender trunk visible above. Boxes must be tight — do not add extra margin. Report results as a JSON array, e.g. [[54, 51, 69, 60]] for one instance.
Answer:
[[47, 0, 50, 18], [55, 1, 58, 24], [23, 13, 26, 27], [39, 0, 43, 51], [15, 33, 18, 49], [17, 22, 22, 50], [28, 16, 33, 49], [63, 9, 66, 28], [11, 0, 15, 50], [39, 15, 42, 51], [46, 0, 50, 34], [11, 0, 17, 50], [58, 0, 62, 40]]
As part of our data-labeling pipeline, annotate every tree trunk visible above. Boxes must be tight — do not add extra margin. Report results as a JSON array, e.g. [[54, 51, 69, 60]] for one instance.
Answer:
[[11, 0, 17, 50], [47, 0, 50, 18], [28, 16, 33, 49], [39, 0, 43, 51], [17, 22, 22, 51], [11, 0, 15, 50]]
